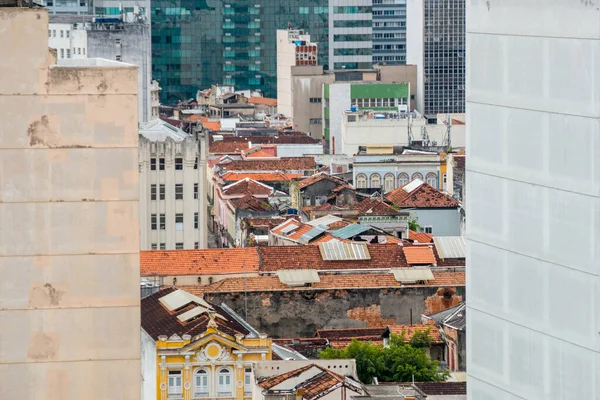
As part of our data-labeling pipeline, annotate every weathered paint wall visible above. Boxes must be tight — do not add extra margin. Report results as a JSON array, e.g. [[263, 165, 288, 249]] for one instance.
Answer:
[[205, 286, 465, 338], [0, 8, 140, 399]]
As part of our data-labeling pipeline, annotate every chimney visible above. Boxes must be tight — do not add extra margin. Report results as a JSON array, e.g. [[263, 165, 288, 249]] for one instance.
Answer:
[[248, 141, 252, 149]]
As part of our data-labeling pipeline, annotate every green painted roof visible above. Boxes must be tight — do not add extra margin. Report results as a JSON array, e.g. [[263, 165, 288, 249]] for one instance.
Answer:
[[350, 83, 408, 99]]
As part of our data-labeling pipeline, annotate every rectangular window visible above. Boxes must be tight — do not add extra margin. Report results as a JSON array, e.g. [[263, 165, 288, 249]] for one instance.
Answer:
[[175, 184, 184, 200], [151, 214, 157, 230], [151, 243, 157, 250], [168, 370, 182, 398], [309, 97, 321, 103], [60, 30, 64, 38], [194, 213, 198, 229], [159, 184, 165, 200], [60, 49, 64, 58], [66, 49, 71, 58], [66, 30, 70, 38], [194, 183, 198, 199], [150, 185, 157, 200], [159, 158, 165, 170], [160, 214, 166, 230], [175, 242, 184, 250], [150, 158, 156, 170], [194, 242, 199, 249], [159, 243, 166, 250], [194, 157, 198, 170], [244, 368, 252, 396], [424, 226, 433, 234], [175, 157, 183, 170], [115, 55, 122, 61], [175, 214, 184, 231]]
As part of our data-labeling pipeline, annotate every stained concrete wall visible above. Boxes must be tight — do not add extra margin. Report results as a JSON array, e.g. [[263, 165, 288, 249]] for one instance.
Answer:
[[0, 8, 140, 399], [205, 286, 465, 338]]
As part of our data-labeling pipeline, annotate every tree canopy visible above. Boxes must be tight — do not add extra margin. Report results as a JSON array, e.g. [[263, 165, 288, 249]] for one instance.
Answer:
[[318, 330, 448, 384]]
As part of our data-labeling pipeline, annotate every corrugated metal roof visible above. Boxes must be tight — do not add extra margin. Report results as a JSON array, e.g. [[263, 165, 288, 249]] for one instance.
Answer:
[[433, 236, 466, 259], [391, 267, 434, 283], [307, 215, 343, 227], [280, 223, 299, 235], [276, 269, 320, 287], [403, 179, 424, 193], [300, 225, 329, 244], [331, 224, 370, 239], [318, 242, 371, 261]]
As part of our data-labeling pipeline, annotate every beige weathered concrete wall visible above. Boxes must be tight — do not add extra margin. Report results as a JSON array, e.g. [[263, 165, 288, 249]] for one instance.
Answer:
[[0, 8, 140, 399]]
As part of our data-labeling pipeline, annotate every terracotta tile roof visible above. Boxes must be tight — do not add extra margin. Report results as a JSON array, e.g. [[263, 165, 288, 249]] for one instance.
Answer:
[[209, 135, 319, 154], [408, 230, 434, 243], [258, 244, 409, 272], [302, 370, 352, 400], [413, 382, 467, 396], [203, 121, 221, 131], [140, 248, 259, 276], [386, 324, 443, 344], [245, 148, 277, 158], [220, 157, 316, 172], [222, 172, 303, 182], [403, 246, 436, 265], [243, 217, 292, 228], [258, 364, 316, 389], [453, 154, 466, 169], [296, 172, 353, 190], [183, 271, 465, 294], [186, 115, 206, 122], [272, 338, 329, 357], [221, 178, 275, 197], [386, 181, 460, 209], [141, 287, 251, 340], [229, 195, 274, 212], [247, 97, 278, 107], [317, 327, 386, 341], [354, 197, 403, 216]]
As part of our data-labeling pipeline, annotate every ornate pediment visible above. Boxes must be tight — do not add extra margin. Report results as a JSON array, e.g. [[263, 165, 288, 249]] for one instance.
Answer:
[[195, 341, 234, 362]]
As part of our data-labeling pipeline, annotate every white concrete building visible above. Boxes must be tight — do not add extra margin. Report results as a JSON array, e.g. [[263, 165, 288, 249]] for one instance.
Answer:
[[48, 21, 87, 60], [0, 8, 140, 398], [139, 120, 208, 250], [467, 1, 600, 399]]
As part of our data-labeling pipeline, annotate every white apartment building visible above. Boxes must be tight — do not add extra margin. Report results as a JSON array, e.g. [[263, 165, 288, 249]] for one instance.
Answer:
[[139, 120, 208, 250], [467, 1, 599, 399], [48, 22, 87, 60]]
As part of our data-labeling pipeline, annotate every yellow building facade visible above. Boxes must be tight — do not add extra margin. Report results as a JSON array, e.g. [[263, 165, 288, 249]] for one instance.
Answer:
[[141, 288, 275, 400]]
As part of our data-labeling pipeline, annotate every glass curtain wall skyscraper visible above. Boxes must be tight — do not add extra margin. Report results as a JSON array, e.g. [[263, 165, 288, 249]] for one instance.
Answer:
[[372, 0, 407, 65], [151, 0, 329, 103]]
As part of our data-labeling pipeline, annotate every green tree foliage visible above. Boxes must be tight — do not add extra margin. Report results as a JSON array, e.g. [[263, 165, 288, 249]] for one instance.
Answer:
[[408, 215, 421, 231], [319, 330, 448, 384]]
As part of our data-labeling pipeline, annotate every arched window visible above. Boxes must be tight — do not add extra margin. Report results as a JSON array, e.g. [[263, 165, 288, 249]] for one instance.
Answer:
[[426, 173, 437, 188], [411, 172, 423, 181], [370, 173, 382, 188], [398, 172, 410, 187], [355, 174, 367, 189], [194, 369, 209, 397], [217, 368, 233, 396], [384, 173, 395, 193]]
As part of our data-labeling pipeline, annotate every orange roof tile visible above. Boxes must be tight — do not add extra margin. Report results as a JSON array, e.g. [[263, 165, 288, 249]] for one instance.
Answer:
[[221, 178, 275, 197], [181, 271, 465, 294], [386, 181, 460, 208], [403, 246, 436, 265], [409, 230, 434, 243], [220, 157, 316, 172], [296, 172, 353, 190], [203, 121, 221, 131], [221, 172, 303, 182], [387, 324, 443, 343], [247, 97, 278, 107], [140, 248, 259, 276]]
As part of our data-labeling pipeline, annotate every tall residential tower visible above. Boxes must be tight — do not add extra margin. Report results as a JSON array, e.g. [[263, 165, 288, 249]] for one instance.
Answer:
[[467, 1, 599, 398]]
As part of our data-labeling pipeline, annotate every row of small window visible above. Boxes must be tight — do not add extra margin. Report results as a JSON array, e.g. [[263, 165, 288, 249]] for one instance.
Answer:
[[333, 48, 372, 56], [309, 118, 322, 124], [373, 0, 406, 4], [373, 44, 405, 50], [373, 10, 406, 16], [373, 33, 406, 40], [150, 157, 198, 170], [373, 22, 405, 28], [57, 48, 85, 59], [223, 21, 261, 29], [334, 6, 372, 14], [48, 29, 70, 38], [150, 184, 199, 200], [150, 213, 198, 230], [355, 172, 438, 191], [333, 34, 372, 42], [95, 7, 144, 15], [46, 0, 86, 7], [373, 56, 406, 62], [351, 98, 407, 108], [299, 6, 327, 14], [167, 368, 251, 398], [151, 243, 198, 250]]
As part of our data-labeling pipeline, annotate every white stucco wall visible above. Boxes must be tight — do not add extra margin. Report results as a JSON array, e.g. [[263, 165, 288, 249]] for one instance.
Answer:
[[411, 208, 461, 237], [467, 1, 600, 399], [141, 330, 157, 400]]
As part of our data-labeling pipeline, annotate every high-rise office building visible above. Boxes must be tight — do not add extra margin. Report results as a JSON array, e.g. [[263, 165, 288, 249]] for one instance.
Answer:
[[406, 0, 465, 117], [328, 0, 373, 70], [151, 1, 330, 103], [39, 0, 89, 15], [0, 6, 140, 398], [467, 1, 599, 399], [372, 0, 407, 65]]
